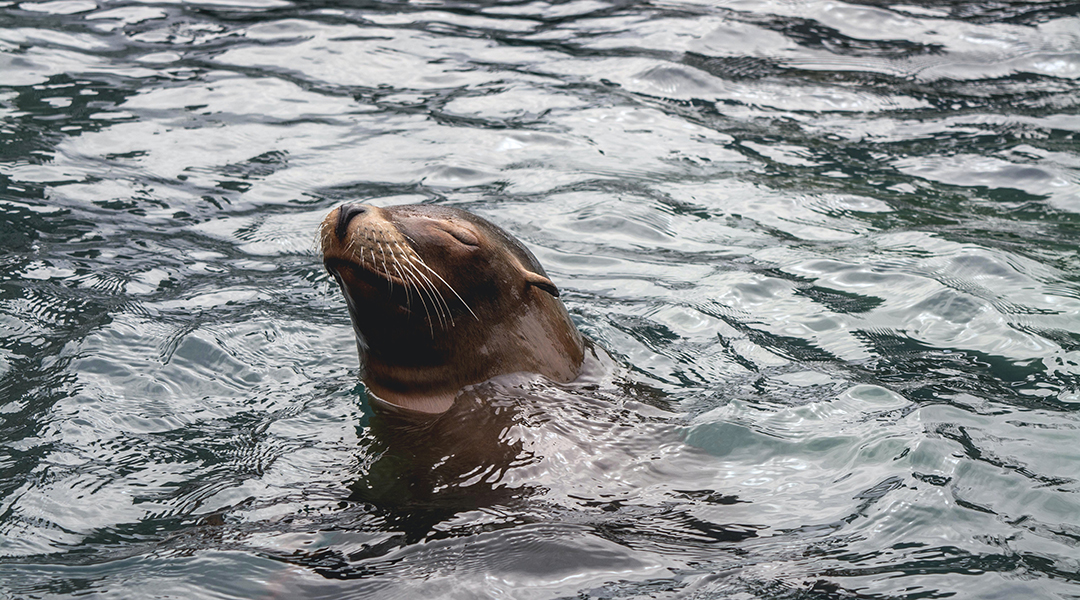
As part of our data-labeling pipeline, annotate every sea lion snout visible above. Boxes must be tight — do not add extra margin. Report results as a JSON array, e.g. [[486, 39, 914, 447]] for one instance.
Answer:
[[335, 203, 370, 242]]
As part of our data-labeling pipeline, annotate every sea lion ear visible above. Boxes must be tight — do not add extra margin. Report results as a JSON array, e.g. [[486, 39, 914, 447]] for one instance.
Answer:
[[523, 270, 560, 297]]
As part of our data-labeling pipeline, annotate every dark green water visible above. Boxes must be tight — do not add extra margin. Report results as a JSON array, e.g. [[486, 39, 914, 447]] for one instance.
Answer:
[[1, 0, 1078, 598]]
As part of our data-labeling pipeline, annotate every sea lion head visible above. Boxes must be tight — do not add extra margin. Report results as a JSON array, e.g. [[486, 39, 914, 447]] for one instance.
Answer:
[[320, 203, 585, 414]]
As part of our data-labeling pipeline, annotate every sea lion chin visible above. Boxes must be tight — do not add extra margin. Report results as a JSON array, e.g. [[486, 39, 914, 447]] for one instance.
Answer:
[[320, 203, 585, 414]]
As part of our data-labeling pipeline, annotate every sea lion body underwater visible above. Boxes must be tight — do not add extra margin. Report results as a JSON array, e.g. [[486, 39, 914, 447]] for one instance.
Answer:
[[320, 203, 585, 414]]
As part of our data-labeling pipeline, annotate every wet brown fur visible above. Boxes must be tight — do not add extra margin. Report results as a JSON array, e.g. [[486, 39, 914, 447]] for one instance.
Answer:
[[321, 204, 585, 414]]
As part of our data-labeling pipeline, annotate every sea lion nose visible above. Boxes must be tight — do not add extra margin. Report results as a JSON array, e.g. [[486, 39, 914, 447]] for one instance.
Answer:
[[335, 203, 368, 241]]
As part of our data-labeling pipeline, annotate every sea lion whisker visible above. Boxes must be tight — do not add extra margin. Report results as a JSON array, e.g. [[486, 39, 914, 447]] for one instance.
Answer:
[[390, 239, 451, 329], [403, 255, 454, 329], [411, 257, 455, 329], [390, 256, 414, 312], [392, 247, 423, 315], [407, 259, 452, 330], [404, 263, 437, 337], [413, 258, 480, 322], [379, 243, 394, 295], [396, 232, 477, 322], [394, 252, 444, 333], [387, 238, 453, 323]]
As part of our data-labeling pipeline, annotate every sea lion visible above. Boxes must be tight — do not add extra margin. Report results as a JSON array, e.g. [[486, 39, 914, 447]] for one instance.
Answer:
[[320, 203, 585, 414]]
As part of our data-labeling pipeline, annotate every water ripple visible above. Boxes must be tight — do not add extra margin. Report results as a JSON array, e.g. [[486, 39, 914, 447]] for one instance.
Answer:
[[1, 0, 1079, 598]]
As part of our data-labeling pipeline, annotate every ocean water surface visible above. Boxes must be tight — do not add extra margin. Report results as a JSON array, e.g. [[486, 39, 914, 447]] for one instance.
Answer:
[[1, 0, 1079, 598]]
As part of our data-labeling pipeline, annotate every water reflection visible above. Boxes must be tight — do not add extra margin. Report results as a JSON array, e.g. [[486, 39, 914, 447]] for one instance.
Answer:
[[306, 367, 765, 586], [353, 387, 540, 527], [1, 0, 1079, 597]]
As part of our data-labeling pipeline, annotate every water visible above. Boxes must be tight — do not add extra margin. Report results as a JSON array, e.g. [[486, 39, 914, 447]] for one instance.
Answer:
[[1, 0, 1079, 597]]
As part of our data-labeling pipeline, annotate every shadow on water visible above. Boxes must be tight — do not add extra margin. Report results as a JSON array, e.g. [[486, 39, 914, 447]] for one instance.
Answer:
[[351, 389, 542, 540], [268, 352, 763, 583]]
